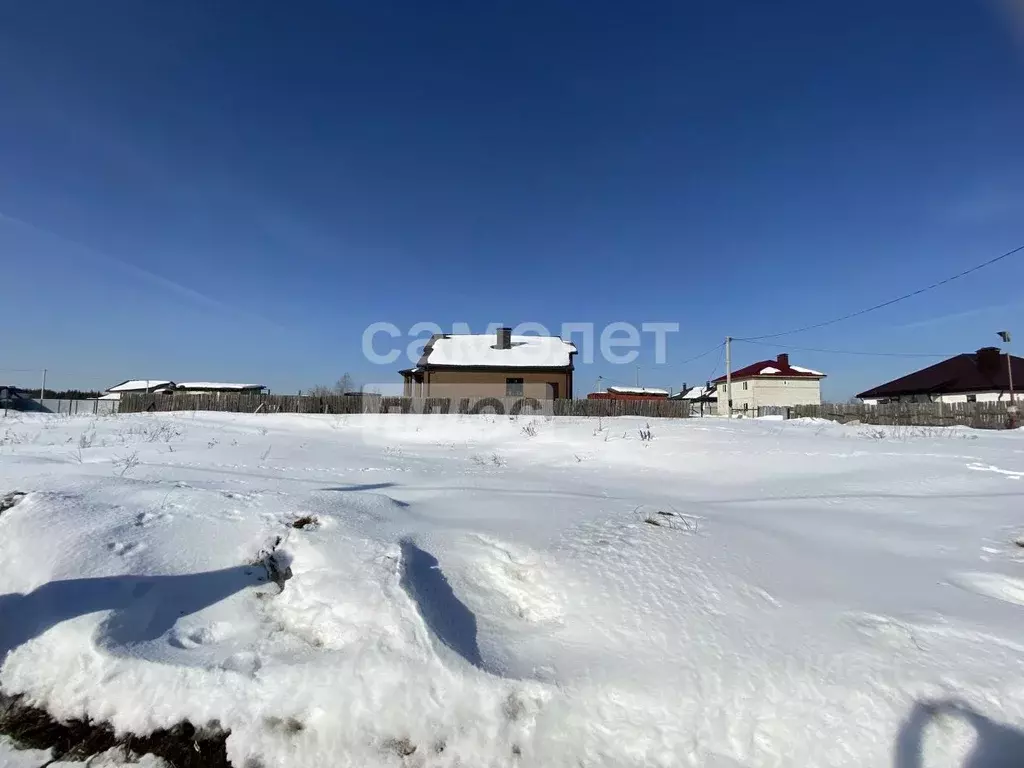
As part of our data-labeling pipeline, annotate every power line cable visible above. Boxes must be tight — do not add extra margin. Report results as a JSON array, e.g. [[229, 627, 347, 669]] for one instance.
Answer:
[[734, 339, 957, 358], [737, 241, 1024, 341], [706, 344, 725, 381], [678, 342, 725, 366]]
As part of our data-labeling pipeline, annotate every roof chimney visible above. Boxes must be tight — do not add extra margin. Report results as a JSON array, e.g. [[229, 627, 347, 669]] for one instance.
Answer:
[[976, 346, 1002, 375], [497, 327, 512, 350], [777, 353, 789, 368], [681, 382, 688, 394]]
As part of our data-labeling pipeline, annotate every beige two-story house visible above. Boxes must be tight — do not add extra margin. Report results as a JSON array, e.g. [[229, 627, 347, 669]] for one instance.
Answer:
[[713, 353, 825, 414], [400, 328, 577, 399]]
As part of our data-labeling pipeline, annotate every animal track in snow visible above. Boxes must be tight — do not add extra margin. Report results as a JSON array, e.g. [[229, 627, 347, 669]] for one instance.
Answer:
[[107, 541, 146, 557], [459, 534, 565, 624], [134, 511, 173, 527]]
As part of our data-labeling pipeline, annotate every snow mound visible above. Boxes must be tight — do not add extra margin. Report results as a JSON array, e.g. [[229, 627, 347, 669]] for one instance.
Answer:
[[0, 412, 1022, 766]]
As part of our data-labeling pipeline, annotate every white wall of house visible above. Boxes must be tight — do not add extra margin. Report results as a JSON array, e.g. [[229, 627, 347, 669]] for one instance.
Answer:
[[715, 377, 823, 414], [861, 391, 1017, 405]]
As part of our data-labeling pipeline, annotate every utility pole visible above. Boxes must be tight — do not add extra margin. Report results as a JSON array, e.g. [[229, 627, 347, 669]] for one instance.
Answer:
[[725, 336, 732, 417], [635, 366, 640, 388], [40, 368, 47, 400], [998, 331, 1016, 428]]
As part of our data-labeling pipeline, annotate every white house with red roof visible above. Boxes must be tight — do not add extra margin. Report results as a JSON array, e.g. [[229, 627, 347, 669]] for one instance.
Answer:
[[712, 353, 825, 415]]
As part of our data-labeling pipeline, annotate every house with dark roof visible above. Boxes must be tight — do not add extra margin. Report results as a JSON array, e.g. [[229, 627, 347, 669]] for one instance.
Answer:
[[711, 354, 825, 414], [668, 382, 718, 415], [400, 327, 577, 399], [857, 347, 1022, 404]]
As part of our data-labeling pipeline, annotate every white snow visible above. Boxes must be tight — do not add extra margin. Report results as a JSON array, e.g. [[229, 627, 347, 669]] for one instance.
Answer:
[[176, 383, 265, 391], [790, 365, 825, 376], [106, 381, 174, 393], [605, 386, 669, 395], [425, 334, 575, 367], [758, 366, 782, 374], [1, 412, 1023, 767]]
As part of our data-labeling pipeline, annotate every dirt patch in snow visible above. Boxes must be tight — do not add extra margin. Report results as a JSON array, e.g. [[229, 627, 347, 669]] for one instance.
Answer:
[[0, 492, 26, 515], [0, 692, 229, 766]]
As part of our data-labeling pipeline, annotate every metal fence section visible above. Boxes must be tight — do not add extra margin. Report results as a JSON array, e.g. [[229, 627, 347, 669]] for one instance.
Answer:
[[7, 398, 120, 415], [757, 401, 1019, 429], [118, 393, 695, 419]]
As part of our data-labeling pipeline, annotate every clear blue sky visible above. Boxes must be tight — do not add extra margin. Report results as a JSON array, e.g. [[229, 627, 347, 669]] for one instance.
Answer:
[[2, 1, 1023, 397]]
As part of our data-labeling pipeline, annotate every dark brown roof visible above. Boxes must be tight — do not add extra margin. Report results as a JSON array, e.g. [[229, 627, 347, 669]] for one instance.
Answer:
[[856, 348, 1024, 399], [711, 353, 825, 383]]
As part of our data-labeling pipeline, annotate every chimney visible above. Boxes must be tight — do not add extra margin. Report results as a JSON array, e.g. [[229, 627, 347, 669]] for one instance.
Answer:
[[777, 353, 789, 368], [497, 327, 512, 350], [681, 382, 688, 394], [976, 346, 1002, 374]]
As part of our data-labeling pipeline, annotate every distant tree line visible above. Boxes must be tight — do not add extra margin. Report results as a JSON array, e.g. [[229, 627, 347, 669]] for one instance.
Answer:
[[305, 374, 356, 398], [10, 388, 104, 400]]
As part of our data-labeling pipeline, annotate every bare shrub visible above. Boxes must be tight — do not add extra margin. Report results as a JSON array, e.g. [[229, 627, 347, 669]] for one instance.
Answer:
[[638, 423, 654, 442], [112, 451, 140, 477]]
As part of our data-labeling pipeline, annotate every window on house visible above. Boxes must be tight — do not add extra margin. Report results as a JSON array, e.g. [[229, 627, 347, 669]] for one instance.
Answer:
[[966, 394, 977, 403], [742, 402, 749, 411], [505, 378, 524, 396], [742, 381, 748, 390]]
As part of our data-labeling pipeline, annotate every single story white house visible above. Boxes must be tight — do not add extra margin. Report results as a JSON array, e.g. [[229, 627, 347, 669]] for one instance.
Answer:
[[857, 347, 1022, 404], [669, 382, 717, 415], [103, 380, 176, 399], [103, 380, 266, 399], [604, 386, 669, 397], [712, 354, 825, 415]]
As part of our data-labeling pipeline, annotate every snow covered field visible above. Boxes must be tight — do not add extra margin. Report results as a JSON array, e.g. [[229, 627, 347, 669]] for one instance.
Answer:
[[1, 411, 1023, 767]]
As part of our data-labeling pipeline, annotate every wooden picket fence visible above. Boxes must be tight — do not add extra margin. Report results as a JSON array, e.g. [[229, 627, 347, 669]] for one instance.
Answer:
[[119, 393, 695, 419], [758, 401, 1019, 429]]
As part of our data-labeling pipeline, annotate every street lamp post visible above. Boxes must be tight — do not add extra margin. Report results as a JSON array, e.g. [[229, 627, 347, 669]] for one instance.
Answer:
[[998, 331, 1017, 428]]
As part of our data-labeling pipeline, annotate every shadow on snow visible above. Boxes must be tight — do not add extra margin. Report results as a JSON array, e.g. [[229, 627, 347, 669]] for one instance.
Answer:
[[398, 539, 483, 669], [894, 699, 1024, 768], [0, 566, 266, 658]]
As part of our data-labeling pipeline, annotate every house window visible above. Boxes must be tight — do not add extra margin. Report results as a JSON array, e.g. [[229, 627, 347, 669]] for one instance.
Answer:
[[742, 381, 748, 391], [966, 394, 977, 403], [505, 378, 524, 396]]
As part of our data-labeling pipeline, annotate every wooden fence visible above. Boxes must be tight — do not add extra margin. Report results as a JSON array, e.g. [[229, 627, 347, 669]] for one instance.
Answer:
[[119, 393, 695, 419], [757, 402, 1019, 429]]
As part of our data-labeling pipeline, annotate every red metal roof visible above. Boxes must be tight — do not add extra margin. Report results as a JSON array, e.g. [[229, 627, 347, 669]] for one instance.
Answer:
[[711, 354, 825, 384]]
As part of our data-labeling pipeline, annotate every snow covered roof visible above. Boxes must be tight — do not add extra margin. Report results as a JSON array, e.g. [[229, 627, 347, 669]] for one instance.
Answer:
[[97, 393, 121, 400], [176, 382, 265, 391], [790, 365, 824, 376], [107, 380, 174, 393], [606, 386, 669, 396], [422, 334, 576, 368], [679, 385, 717, 400], [712, 355, 826, 383]]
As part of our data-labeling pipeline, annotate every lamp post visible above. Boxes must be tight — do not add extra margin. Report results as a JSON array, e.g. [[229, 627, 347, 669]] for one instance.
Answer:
[[998, 331, 1017, 428]]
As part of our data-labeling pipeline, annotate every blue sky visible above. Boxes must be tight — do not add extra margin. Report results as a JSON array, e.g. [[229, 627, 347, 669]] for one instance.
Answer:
[[2, 1, 1023, 397]]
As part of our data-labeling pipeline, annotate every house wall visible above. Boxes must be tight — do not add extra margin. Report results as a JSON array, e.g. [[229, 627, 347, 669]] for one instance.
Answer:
[[862, 391, 1016, 405], [424, 370, 572, 399], [716, 377, 822, 414]]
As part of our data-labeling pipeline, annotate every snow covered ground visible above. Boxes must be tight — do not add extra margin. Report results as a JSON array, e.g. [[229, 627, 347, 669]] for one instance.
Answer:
[[1, 411, 1022, 767]]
